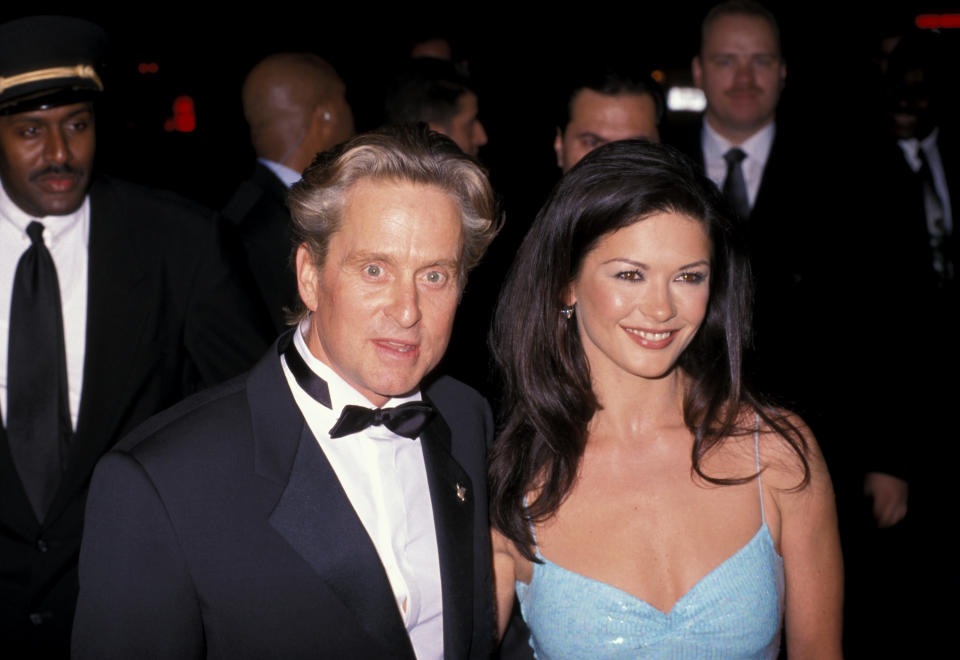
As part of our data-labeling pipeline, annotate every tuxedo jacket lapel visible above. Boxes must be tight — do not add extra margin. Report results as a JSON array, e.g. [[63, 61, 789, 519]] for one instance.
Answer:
[[419, 400, 475, 660], [249, 343, 415, 660]]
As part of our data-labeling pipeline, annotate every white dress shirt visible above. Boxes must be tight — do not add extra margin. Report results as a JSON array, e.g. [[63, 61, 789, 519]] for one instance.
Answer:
[[701, 120, 776, 212], [0, 180, 89, 429], [280, 320, 444, 660], [259, 158, 302, 189], [897, 127, 953, 237]]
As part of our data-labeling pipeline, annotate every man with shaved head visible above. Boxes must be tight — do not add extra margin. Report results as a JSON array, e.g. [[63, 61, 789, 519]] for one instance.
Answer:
[[223, 53, 354, 337]]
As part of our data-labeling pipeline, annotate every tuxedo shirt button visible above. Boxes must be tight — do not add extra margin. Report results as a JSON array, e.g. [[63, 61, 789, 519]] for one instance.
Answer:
[[36, 539, 48, 552], [29, 613, 44, 625]]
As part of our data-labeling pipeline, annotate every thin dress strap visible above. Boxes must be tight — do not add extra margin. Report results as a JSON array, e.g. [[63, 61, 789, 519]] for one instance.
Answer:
[[754, 413, 767, 525]]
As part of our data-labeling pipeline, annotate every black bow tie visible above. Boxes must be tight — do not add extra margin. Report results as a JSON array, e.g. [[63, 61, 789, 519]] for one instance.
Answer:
[[329, 402, 436, 439], [280, 332, 435, 439]]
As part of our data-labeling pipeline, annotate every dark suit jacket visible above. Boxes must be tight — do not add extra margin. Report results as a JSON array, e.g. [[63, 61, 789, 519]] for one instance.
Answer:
[[870, 128, 958, 292], [72, 336, 496, 660], [671, 120, 833, 416], [670, 117, 930, 492], [0, 176, 265, 657], [855, 127, 959, 479], [221, 162, 298, 338]]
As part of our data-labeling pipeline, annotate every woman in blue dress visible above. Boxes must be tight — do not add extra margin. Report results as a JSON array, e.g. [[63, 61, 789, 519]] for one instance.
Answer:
[[490, 140, 842, 659]]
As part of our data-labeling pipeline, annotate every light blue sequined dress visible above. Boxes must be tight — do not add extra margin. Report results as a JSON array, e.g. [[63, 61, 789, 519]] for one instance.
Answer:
[[515, 423, 784, 659]]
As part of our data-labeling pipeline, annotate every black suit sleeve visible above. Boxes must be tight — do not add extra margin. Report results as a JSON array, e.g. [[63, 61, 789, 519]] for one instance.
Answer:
[[72, 452, 203, 660], [181, 212, 272, 389]]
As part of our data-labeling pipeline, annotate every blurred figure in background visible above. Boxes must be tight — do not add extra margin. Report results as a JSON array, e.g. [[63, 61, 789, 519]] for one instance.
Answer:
[[675, 0, 844, 450], [222, 53, 354, 338], [410, 35, 454, 61], [385, 57, 487, 157], [882, 31, 955, 293], [554, 67, 663, 172], [840, 26, 958, 657]]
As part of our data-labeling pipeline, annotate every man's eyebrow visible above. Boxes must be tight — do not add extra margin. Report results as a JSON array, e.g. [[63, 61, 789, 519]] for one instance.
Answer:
[[7, 114, 43, 124], [708, 51, 777, 58], [576, 131, 607, 143], [344, 253, 460, 270], [421, 258, 460, 270], [346, 251, 393, 265], [346, 250, 391, 261]]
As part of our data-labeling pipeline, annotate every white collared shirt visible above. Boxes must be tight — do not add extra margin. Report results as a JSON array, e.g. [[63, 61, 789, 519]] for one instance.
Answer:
[[701, 120, 776, 212], [0, 180, 89, 429], [280, 320, 443, 660], [898, 127, 953, 237], [258, 158, 302, 189]]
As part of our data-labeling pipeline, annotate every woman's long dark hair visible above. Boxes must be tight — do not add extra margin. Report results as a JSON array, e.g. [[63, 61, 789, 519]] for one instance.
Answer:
[[489, 140, 808, 561]]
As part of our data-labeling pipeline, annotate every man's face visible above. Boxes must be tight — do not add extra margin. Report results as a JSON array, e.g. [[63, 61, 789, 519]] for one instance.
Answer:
[[555, 89, 660, 172], [693, 14, 786, 143], [297, 178, 463, 407], [432, 91, 487, 157], [888, 66, 933, 140], [0, 102, 95, 217]]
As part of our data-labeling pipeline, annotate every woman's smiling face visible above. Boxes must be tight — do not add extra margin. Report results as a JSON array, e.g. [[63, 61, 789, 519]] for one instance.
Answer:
[[567, 211, 712, 382]]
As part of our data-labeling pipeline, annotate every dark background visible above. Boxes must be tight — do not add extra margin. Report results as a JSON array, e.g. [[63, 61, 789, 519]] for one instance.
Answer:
[[5, 3, 958, 212]]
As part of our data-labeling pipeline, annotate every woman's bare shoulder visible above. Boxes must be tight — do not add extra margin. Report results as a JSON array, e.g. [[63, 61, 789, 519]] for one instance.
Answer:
[[748, 407, 830, 495]]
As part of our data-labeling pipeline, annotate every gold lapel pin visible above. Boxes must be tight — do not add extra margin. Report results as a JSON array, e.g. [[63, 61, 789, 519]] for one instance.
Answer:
[[456, 483, 467, 503]]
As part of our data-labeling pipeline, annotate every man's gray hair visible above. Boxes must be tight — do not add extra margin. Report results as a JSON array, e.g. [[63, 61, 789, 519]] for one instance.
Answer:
[[287, 124, 500, 320]]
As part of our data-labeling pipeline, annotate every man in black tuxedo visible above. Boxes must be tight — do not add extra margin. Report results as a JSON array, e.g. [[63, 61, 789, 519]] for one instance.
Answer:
[[222, 53, 354, 337], [73, 125, 501, 659], [0, 16, 264, 658]]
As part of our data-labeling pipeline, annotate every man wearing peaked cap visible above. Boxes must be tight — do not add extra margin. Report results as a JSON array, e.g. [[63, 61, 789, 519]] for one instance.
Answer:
[[0, 15, 107, 113], [0, 16, 265, 658]]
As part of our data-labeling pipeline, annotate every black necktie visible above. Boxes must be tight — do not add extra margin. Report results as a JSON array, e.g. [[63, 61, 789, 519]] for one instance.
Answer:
[[7, 221, 70, 521], [329, 402, 436, 439], [723, 147, 750, 221]]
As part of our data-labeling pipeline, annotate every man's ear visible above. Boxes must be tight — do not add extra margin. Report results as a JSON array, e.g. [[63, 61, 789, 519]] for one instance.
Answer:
[[296, 244, 321, 312], [304, 104, 333, 153], [692, 55, 703, 89], [554, 127, 565, 170]]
